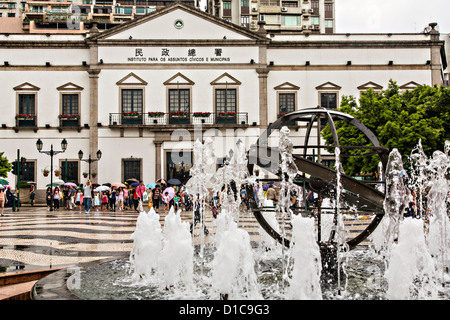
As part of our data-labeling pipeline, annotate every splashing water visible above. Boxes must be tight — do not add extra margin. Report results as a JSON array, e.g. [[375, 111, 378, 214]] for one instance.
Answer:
[[288, 215, 323, 299], [385, 217, 437, 299], [129, 208, 162, 282], [159, 207, 195, 291]]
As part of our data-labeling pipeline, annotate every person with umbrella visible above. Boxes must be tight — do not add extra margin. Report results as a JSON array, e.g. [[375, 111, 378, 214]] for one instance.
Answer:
[[0, 187, 6, 216], [29, 183, 36, 206], [152, 185, 161, 213], [190, 195, 210, 236]]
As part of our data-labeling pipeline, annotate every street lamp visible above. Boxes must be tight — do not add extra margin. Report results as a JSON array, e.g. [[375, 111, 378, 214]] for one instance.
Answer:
[[36, 138, 68, 211], [78, 149, 102, 179]]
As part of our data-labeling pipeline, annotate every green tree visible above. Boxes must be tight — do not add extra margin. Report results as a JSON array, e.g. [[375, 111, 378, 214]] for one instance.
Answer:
[[322, 80, 450, 176], [0, 152, 12, 178]]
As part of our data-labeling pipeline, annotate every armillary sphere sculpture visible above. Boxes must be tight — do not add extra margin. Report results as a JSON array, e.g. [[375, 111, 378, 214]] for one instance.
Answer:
[[246, 108, 389, 270]]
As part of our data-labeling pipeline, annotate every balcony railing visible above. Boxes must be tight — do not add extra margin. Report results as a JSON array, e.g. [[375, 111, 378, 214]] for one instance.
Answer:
[[59, 117, 80, 128], [109, 112, 249, 126], [15, 115, 37, 128]]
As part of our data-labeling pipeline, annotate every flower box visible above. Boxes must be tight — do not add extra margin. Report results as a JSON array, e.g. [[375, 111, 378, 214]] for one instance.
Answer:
[[148, 112, 165, 118], [83, 172, 88, 178], [121, 112, 140, 118], [43, 170, 49, 177], [218, 112, 236, 118], [16, 114, 34, 120], [170, 111, 188, 117], [54, 170, 61, 177], [59, 114, 79, 120], [193, 112, 211, 118]]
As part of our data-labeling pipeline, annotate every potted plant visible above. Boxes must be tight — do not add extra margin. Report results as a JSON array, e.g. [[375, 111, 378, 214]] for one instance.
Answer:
[[148, 112, 165, 118], [255, 169, 260, 177], [83, 172, 88, 178], [92, 173, 97, 178], [54, 170, 61, 177], [193, 112, 211, 118], [43, 169, 49, 177]]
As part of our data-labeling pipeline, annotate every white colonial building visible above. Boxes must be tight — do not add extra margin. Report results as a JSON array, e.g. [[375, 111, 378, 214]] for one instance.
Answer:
[[0, 2, 446, 198]]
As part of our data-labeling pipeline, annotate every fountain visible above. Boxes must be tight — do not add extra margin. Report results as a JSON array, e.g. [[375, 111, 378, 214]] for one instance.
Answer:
[[32, 109, 449, 301]]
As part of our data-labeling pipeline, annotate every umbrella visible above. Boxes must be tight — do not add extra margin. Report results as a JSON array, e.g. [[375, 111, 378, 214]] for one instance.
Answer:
[[263, 183, 271, 191], [0, 179, 9, 185], [126, 178, 139, 183], [162, 187, 175, 200], [53, 179, 65, 185], [95, 185, 110, 192], [46, 183, 61, 187], [168, 178, 181, 186], [64, 182, 77, 187], [27, 181, 37, 185], [156, 178, 166, 184], [0, 185, 4, 189], [102, 183, 112, 187], [112, 183, 126, 188], [130, 182, 140, 187], [146, 183, 157, 189]]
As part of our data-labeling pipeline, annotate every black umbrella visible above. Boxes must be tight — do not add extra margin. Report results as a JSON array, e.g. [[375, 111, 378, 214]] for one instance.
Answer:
[[168, 178, 181, 185], [102, 183, 112, 187]]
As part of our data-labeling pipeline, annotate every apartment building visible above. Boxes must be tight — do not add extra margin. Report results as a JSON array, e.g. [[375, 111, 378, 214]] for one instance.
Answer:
[[207, 0, 335, 33], [0, 0, 25, 17], [20, 0, 197, 33]]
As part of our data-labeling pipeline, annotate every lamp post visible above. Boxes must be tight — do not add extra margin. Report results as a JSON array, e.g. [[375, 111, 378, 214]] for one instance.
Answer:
[[36, 138, 68, 212], [78, 149, 102, 180]]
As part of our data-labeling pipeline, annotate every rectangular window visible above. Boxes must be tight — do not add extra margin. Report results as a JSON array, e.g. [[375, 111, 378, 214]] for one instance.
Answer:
[[62, 94, 79, 115], [19, 161, 35, 183], [60, 160, 79, 183], [281, 15, 301, 26], [241, 15, 250, 25], [311, 16, 319, 25], [223, 1, 231, 9], [325, 19, 333, 28], [123, 159, 141, 182], [320, 93, 337, 109], [279, 93, 295, 114], [18, 94, 35, 115], [168, 89, 190, 113], [215, 88, 236, 113], [241, 0, 249, 6], [121, 89, 143, 113]]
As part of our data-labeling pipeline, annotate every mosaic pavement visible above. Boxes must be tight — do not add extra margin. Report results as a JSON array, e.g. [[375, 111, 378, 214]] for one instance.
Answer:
[[0, 205, 374, 273]]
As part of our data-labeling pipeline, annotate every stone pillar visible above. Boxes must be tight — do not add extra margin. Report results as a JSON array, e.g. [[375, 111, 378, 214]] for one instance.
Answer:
[[88, 69, 100, 183], [429, 22, 444, 86], [154, 141, 163, 180], [257, 68, 269, 128]]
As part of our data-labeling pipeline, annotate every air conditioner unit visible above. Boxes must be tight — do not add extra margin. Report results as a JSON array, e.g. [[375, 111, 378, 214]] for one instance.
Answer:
[[281, 7, 287, 12]]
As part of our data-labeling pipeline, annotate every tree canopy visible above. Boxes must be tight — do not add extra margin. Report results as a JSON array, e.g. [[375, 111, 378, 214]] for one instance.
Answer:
[[321, 80, 450, 176], [0, 152, 12, 178]]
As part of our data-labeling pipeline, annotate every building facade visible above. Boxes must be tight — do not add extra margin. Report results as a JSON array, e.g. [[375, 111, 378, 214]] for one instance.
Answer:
[[0, 3, 445, 195], [207, 0, 334, 33]]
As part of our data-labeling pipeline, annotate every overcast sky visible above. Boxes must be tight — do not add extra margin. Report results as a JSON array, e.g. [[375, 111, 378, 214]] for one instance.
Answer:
[[335, 0, 450, 34]]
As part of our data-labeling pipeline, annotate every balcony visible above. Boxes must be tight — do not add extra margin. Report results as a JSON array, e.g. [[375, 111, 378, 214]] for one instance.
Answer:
[[108, 112, 249, 127], [14, 115, 37, 132], [58, 115, 80, 130]]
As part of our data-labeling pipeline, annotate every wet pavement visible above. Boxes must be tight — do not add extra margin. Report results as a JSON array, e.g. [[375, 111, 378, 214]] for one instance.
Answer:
[[0, 205, 260, 273], [1, 204, 373, 274]]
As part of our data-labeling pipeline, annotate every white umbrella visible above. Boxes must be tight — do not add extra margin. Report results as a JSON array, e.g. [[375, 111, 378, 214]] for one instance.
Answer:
[[95, 185, 110, 192], [53, 179, 65, 185]]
